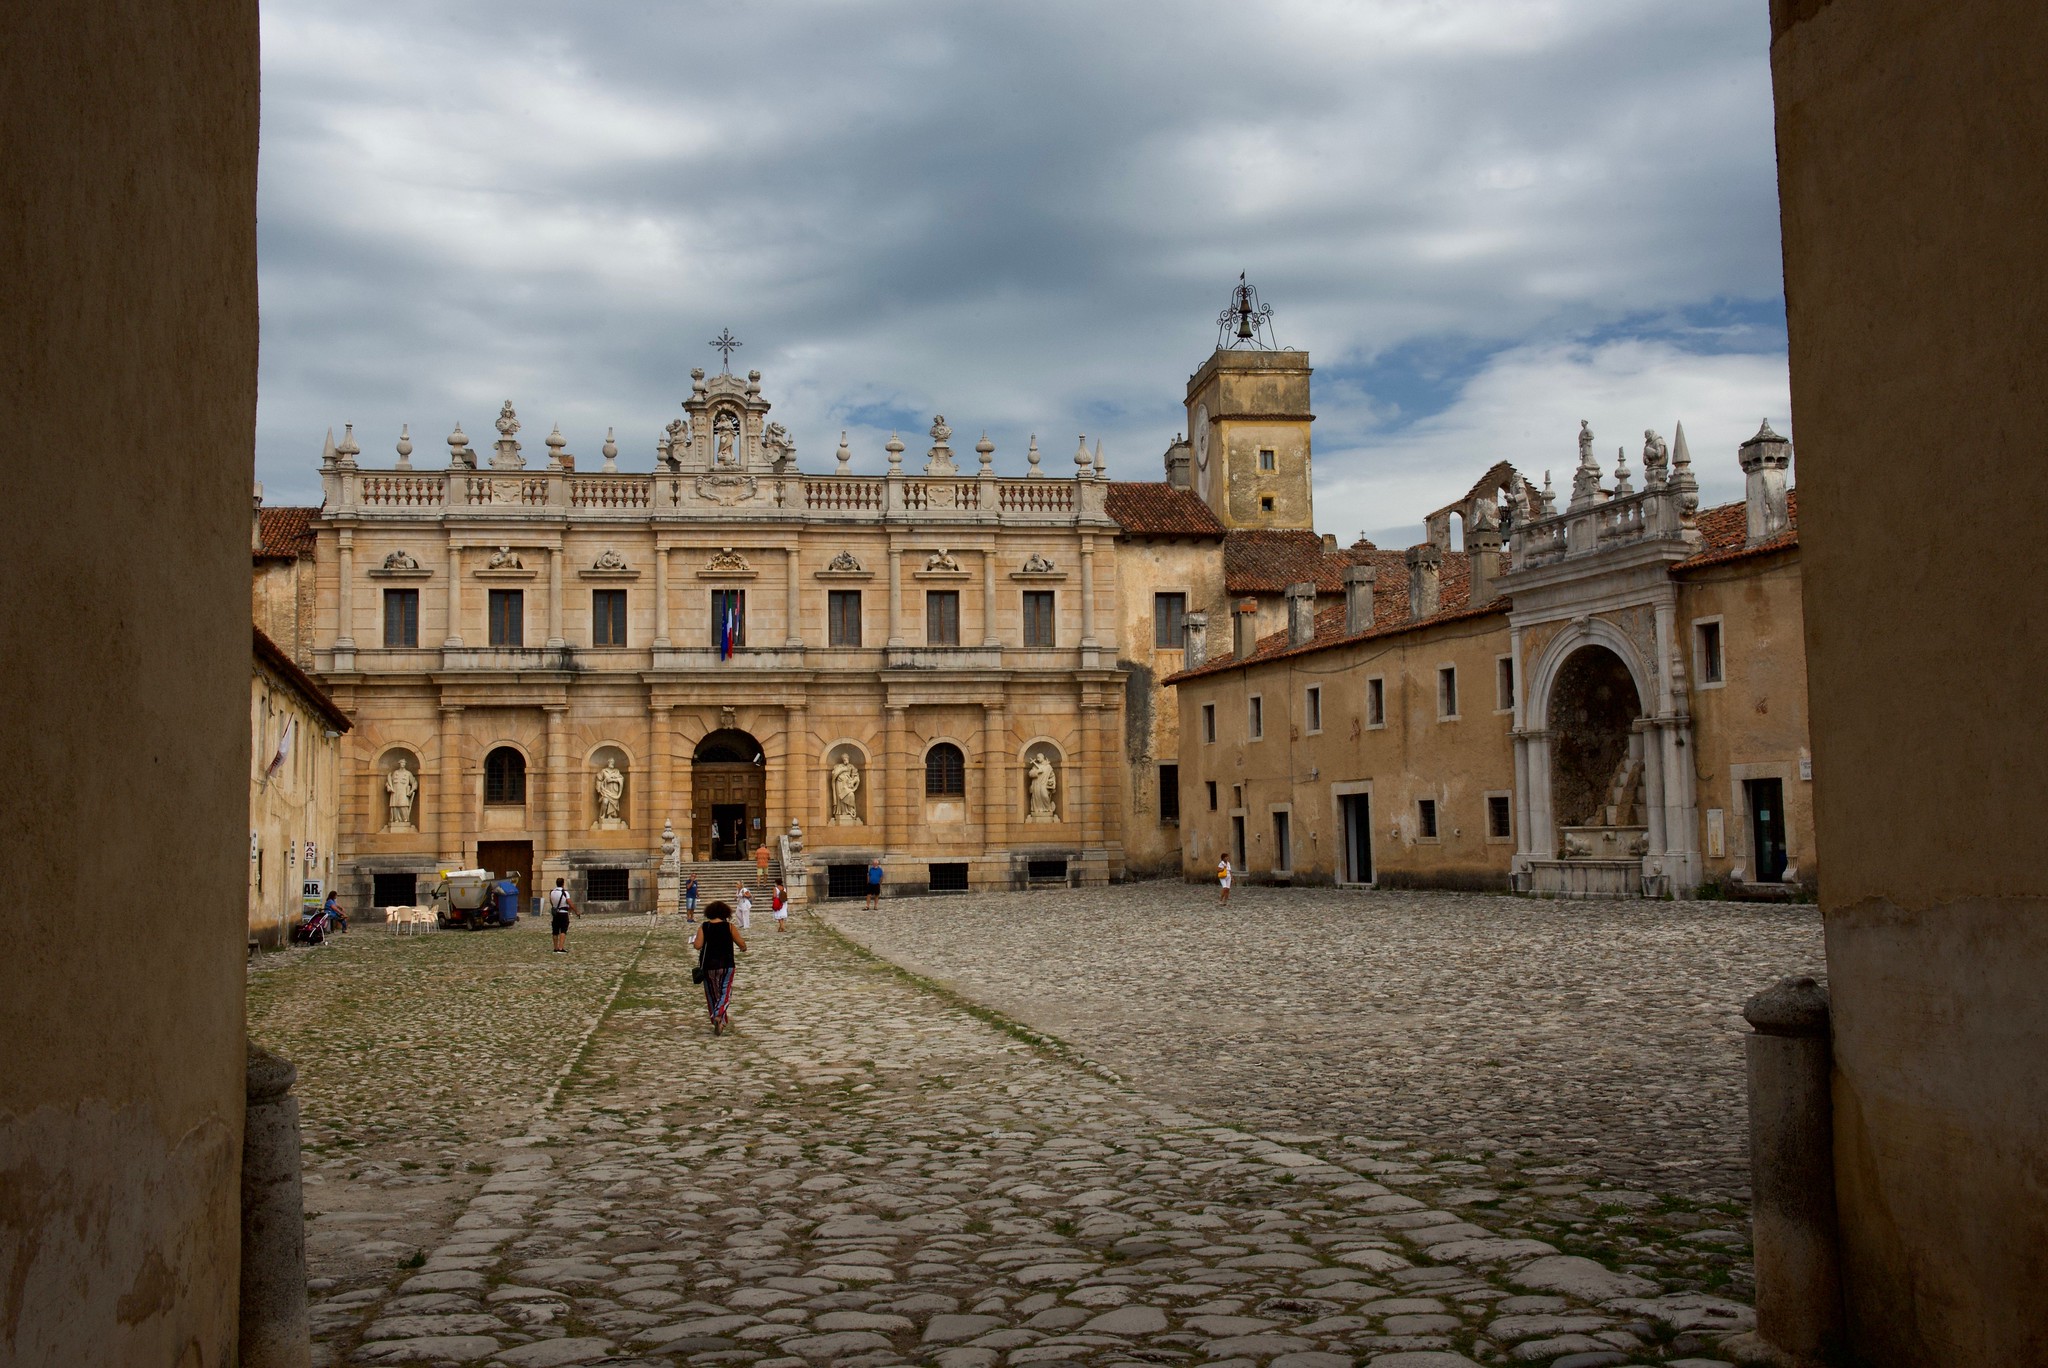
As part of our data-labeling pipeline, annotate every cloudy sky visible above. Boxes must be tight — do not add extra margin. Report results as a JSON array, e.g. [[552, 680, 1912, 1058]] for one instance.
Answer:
[[256, 0, 1790, 545]]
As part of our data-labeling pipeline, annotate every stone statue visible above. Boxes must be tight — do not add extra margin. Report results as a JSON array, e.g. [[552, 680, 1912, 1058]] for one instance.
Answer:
[[762, 421, 793, 463], [1470, 493, 1499, 533], [660, 417, 688, 469], [930, 415, 953, 448], [382, 549, 419, 571], [1577, 419, 1594, 465], [829, 756, 862, 825], [1022, 552, 1055, 574], [495, 401, 520, 440], [488, 545, 522, 569], [714, 412, 740, 465], [595, 762, 625, 824], [593, 547, 627, 570], [1643, 429, 1669, 477], [1025, 753, 1058, 822], [385, 758, 417, 830], [925, 548, 961, 572], [827, 550, 862, 572]]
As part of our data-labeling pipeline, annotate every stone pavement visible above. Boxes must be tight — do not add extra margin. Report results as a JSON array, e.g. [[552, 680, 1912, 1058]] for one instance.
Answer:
[[249, 898, 1785, 1368]]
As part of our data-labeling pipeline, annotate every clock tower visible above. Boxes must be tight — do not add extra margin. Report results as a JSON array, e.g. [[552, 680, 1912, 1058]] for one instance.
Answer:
[[1187, 277, 1314, 530]]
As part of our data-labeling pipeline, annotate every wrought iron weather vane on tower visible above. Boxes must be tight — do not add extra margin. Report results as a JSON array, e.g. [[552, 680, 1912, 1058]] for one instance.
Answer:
[[1216, 273, 1278, 350], [710, 328, 742, 372]]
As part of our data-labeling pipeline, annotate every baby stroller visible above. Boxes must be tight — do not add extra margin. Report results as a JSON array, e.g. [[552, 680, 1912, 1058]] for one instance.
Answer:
[[289, 906, 333, 945]]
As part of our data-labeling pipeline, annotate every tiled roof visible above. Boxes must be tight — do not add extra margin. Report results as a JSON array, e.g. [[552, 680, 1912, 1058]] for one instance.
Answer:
[[254, 625, 351, 732], [1675, 491, 1799, 571], [1105, 483, 1227, 538], [1169, 546, 1497, 685], [256, 505, 319, 560], [1223, 530, 1386, 594]]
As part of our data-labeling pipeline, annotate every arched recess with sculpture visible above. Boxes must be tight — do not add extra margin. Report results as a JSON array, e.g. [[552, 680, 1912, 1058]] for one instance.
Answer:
[[587, 743, 633, 831], [379, 746, 425, 833], [923, 739, 969, 824], [823, 741, 869, 827], [1019, 740, 1064, 824], [693, 727, 765, 860]]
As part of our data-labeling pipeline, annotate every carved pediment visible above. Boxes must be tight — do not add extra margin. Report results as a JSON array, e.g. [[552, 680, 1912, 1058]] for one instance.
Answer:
[[695, 546, 758, 579]]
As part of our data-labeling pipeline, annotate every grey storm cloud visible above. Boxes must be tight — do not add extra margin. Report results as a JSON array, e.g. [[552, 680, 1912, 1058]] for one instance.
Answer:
[[256, 0, 1790, 536]]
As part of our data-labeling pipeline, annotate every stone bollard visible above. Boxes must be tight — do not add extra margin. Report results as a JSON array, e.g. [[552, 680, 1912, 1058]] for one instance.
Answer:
[[1737, 975, 1843, 1366], [241, 1044, 311, 1368]]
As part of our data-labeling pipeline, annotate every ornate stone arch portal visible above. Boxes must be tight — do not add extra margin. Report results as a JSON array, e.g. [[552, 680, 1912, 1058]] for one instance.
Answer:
[[693, 728, 765, 861]]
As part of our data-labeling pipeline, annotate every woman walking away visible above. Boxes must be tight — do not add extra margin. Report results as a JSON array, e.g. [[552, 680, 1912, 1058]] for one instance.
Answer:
[[1217, 854, 1233, 906], [692, 901, 747, 1034], [771, 881, 789, 932]]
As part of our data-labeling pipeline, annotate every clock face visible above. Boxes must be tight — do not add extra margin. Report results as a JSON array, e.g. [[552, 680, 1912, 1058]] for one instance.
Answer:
[[1193, 404, 1211, 496]]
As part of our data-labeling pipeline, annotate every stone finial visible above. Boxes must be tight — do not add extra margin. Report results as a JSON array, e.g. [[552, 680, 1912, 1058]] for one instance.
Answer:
[[1613, 445, 1633, 497], [885, 431, 905, 472], [1406, 543, 1443, 619], [1092, 438, 1105, 479], [1743, 975, 1830, 1037], [1284, 581, 1317, 647], [746, 369, 762, 396], [1074, 434, 1091, 470], [447, 421, 475, 468], [320, 426, 338, 467], [545, 423, 569, 471], [1540, 469, 1557, 516], [602, 426, 618, 472], [1343, 563, 1378, 634], [835, 431, 853, 474], [334, 423, 360, 467], [690, 366, 707, 392], [976, 431, 995, 473], [395, 424, 414, 470], [1026, 434, 1043, 478], [1670, 420, 1701, 523]]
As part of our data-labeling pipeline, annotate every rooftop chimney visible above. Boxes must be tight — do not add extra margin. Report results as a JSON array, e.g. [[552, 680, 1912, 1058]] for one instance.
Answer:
[[1343, 563, 1377, 634], [1285, 582, 1317, 647], [1164, 435, 1192, 489], [1468, 522, 1504, 605], [1232, 598, 1259, 661], [1182, 611, 1208, 668], [251, 481, 264, 554], [1406, 544, 1443, 620], [1739, 419, 1792, 544]]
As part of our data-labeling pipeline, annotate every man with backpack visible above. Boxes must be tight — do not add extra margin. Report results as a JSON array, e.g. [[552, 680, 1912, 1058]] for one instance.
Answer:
[[548, 878, 577, 954]]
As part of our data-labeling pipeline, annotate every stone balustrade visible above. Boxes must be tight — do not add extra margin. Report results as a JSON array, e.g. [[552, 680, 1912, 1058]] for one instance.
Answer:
[[1509, 484, 1694, 571]]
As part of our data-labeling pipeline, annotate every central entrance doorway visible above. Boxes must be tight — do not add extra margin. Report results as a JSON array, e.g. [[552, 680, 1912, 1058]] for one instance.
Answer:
[[693, 729, 766, 861]]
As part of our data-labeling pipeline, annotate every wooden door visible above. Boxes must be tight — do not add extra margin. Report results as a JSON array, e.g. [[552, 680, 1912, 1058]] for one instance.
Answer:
[[693, 763, 767, 859]]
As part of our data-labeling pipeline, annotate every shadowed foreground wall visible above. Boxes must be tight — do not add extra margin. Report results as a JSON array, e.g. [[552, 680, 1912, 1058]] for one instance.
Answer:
[[0, 3, 260, 1363], [1770, 0, 2048, 1362]]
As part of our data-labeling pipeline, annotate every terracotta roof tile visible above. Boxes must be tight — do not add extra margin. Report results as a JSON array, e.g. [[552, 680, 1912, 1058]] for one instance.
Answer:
[[1105, 483, 1227, 537], [256, 505, 318, 560], [1675, 491, 1799, 570]]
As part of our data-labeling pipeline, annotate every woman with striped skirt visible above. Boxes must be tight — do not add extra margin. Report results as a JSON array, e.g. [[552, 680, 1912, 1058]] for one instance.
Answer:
[[692, 901, 746, 1034]]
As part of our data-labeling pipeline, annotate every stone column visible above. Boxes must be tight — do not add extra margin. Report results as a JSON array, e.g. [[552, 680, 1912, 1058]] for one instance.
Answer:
[[886, 538, 904, 646], [1079, 534, 1098, 647], [1735, 976, 1843, 1365], [981, 698, 1008, 862], [982, 547, 1000, 646], [241, 1045, 310, 1368], [785, 544, 803, 647], [1526, 728, 1553, 859], [1512, 732, 1534, 861], [546, 546, 566, 648], [443, 541, 463, 647], [884, 704, 908, 852], [653, 544, 671, 647], [1639, 717, 1668, 856], [335, 531, 356, 651], [544, 704, 569, 862], [438, 704, 465, 866], [649, 704, 672, 835]]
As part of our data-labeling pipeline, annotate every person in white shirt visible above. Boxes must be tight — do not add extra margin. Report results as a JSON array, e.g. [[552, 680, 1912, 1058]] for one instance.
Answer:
[[1217, 855, 1233, 906], [735, 886, 753, 930], [547, 878, 577, 953]]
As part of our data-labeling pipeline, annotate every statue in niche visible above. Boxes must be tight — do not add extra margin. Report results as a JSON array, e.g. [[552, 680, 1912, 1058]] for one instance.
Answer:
[[382, 549, 419, 571], [594, 762, 625, 825], [827, 550, 862, 572], [1025, 752, 1059, 822], [829, 755, 862, 825], [385, 757, 417, 830], [1022, 552, 1055, 574], [592, 547, 627, 571], [925, 548, 960, 572], [714, 412, 741, 466]]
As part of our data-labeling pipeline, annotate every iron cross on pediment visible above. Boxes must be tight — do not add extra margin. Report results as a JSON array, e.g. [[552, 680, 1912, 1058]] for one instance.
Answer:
[[711, 329, 742, 371]]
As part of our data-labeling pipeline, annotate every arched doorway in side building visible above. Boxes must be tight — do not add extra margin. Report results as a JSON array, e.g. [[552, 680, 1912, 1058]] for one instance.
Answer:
[[693, 728, 766, 861]]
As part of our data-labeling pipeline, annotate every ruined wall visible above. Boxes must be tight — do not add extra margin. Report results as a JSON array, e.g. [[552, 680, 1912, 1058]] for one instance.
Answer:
[[1771, 0, 2048, 1360], [0, 3, 259, 1362]]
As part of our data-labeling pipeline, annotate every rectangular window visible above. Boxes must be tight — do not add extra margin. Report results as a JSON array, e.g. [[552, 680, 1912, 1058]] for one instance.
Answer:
[[592, 589, 627, 647], [1696, 619, 1725, 686], [1023, 590, 1056, 647], [1259, 495, 1275, 512], [1418, 798, 1439, 840], [1438, 665, 1459, 719], [1487, 793, 1513, 841], [928, 862, 970, 892], [1367, 677, 1386, 727], [1159, 763, 1180, 822], [711, 589, 746, 651], [1206, 780, 1218, 811], [926, 590, 960, 645], [1153, 592, 1187, 649], [1201, 703, 1216, 743], [586, 868, 630, 902], [488, 589, 524, 647], [829, 590, 862, 647], [371, 872, 417, 907], [383, 588, 419, 648], [1248, 695, 1264, 740], [1258, 448, 1277, 471], [1496, 656, 1515, 712], [1305, 685, 1323, 734], [1273, 810, 1292, 870]]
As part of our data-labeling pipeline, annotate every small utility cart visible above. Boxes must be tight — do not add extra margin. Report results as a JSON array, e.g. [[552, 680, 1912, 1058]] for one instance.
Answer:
[[430, 869, 520, 931]]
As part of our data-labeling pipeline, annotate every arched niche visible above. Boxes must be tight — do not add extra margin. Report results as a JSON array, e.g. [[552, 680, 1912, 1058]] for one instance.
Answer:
[[824, 741, 868, 826], [1547, 644, 1646, 831], [923, 740, 968, 824], [378, 746, 423, 833], [483, 745, 529, 807], [1021, 740, 1063, 823], [590, 743, 631, 830]]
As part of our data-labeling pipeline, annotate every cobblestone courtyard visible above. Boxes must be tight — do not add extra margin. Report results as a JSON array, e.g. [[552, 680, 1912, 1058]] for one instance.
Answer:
[[249, 889, 1822, 1368]]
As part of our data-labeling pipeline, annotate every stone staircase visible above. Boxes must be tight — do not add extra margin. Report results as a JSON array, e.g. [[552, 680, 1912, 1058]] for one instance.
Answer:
[[674, 859, 784, 912]]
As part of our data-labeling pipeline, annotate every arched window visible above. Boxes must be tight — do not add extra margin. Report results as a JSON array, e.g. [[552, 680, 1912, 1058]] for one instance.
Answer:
[[485, 747, 526, 805], [924, 742, 966, 797]]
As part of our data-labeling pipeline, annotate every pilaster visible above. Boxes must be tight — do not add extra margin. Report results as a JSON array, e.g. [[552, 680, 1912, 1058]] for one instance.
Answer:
[[653, 544, 671, 648], [649, 704, 673, 835], [981, 549, 1000, 647], [785, 544, 803, 647], [438, 705, 465, 865], [443, 540, 463, 647], [784, 703, 810, 836], [886, 536, 905, 646], [546, 547, 565, 648], [544, 704, 569, 862], [1079, 534, 1098, 647], [982, 699, 1008, 853], [335, 531, 356, 651], [884, 704, 908, 850]]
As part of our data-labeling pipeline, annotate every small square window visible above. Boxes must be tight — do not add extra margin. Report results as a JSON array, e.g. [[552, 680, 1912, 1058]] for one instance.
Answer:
[[1696, 619, 1725, 686], [1487, 793, 1513, 840], [592, 589, 627, 646], [1232, 784, 1243, 809], [586, 868, 630, 903], [1023, 590, 1056, 648], [1438, 666, 1459, 719], [1366, 677, 1386, 727], [1206, 780, 1218, 811], [1258, 448, 1277, 471], [926, 590, 960, 646], [1201, 702, 1217, 744], [1305, 685, 1322, 734], [1159, 763, 1180, 822], [1417, 798, 1439, 840], [1496, 656, 1515, 712], [1259, 495, 1276, 513], [1248, 695, 1264, 740]]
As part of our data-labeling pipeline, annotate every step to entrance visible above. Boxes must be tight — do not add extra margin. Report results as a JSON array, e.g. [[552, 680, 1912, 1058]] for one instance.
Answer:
[[673, 859, 785, 913]]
